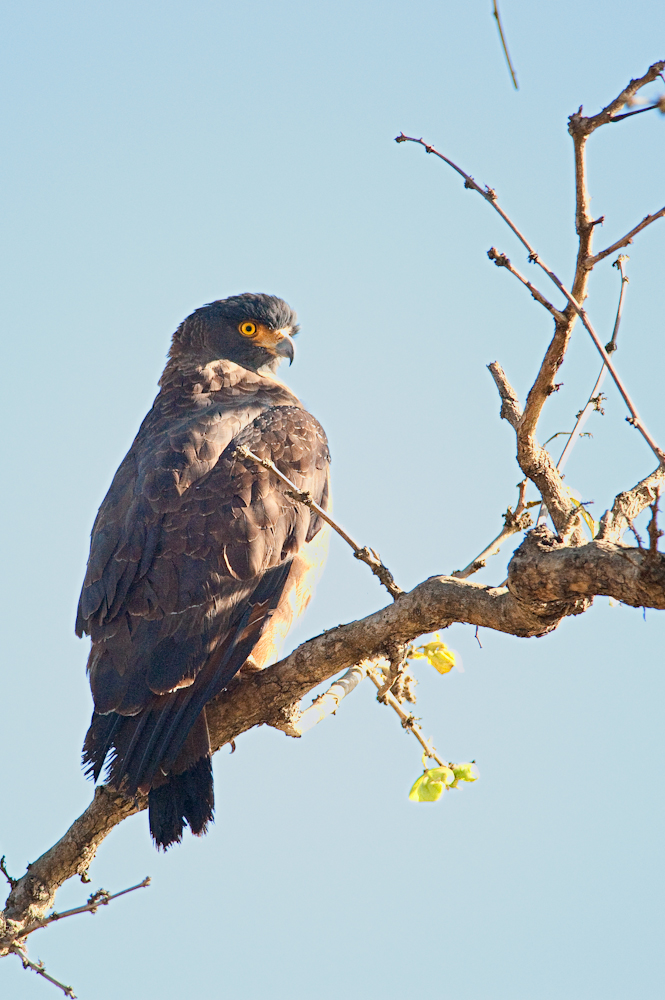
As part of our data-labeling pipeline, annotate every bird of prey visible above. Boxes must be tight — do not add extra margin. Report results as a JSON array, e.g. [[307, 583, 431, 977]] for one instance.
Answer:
[[76, 293, 330, 848]]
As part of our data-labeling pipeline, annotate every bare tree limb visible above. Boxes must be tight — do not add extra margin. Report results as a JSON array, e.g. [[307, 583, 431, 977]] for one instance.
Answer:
[[452, 479, 533, 580], [536, 256, 629, 529], [487, 362, 580, 538], [10, 947, 76, 998], [6, 528, 665, 950], [487, 248, 564, 321], [19, 878, 151, 941], [486, 362, 522, 429], [567, 61, 665, 136], [584, 208, 665, 268], [233, 445, 404, 600], [508, 527, 665, 607], [597, 467, 665, 544], [1, 787, 143, 936], [397, 66, 665, 470], [365, 660, 450, 766], [288, 664, 368, 735], [492, 1, 519, 91]]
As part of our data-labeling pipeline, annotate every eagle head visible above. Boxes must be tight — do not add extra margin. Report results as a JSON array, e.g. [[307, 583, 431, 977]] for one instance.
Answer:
[[169, 292, 299, 371]]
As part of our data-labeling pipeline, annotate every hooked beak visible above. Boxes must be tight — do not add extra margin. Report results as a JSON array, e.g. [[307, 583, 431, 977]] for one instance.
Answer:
[[272, 330, 295, 365], [252, 324, 296, 365]]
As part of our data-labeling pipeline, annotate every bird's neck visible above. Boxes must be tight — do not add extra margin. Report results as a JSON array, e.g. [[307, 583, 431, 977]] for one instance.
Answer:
[[158, 356, 295, 402]]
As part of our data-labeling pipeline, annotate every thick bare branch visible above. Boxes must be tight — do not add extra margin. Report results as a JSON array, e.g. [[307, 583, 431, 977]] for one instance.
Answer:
[[1, 787, 142, 939], [597, 467, 665, 544], [509, 527, 665, 608], [4, 526, 665, 949], [567, 61, 665, 137], [487, 362, 522, 429], [488, 362, 580, 538]]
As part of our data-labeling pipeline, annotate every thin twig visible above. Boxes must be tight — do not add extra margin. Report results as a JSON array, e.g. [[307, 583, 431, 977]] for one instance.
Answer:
[[585, 208, 665, 268], [0, 856, 17, 889], [365, 660, 448, 767], [537, 257, 629, 527], [396, 134, 665, 468], [11, 947, 76, 998], [294, 665, 368, 735], [492, 1, 519, 90], [559, 256, 628, 473], [610, 100, 665, 122], [487, 248, 564, 320], [452, 480, 533, 580], [647, 490, 663, 554], [233, 445, 404, 599], [20, 877, 151, 939]]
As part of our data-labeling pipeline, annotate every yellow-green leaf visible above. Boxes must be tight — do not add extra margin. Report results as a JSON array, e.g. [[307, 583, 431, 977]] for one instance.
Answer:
[[408, 767, 455, 802], [451, 762, 479, 784], [567, 491, 598, 538], [409, 634, 456, 674]]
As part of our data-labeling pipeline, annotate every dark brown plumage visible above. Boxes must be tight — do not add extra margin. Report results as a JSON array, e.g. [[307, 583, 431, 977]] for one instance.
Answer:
[[76, 293, 330, 848]]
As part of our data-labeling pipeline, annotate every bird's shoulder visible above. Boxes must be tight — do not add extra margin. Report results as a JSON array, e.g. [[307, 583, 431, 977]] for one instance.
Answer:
[[76, 361, 327, 634]]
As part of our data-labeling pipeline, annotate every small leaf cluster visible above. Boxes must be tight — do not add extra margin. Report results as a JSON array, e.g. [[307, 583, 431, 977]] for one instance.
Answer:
[[408, 763, 479, 803], [408, 633, 456, 674]]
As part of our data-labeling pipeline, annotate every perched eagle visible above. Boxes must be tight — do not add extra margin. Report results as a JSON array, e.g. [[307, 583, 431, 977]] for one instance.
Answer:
[[76, 294, 330, 848]]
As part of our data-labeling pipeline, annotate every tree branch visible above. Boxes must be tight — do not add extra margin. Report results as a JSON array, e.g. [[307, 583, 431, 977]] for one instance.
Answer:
[[452, 479, 533, 580], [19, 878, 151, 941], [365, 660, 450, 766], [487, 248, 564, 321], [567, 61, 665, 137], [584, 208, 665, 269], [1, 787, 143, 939], [10, 947, 76, 998], [398, 109, 665, 470], [508, 527, 665, 607], [491, 1, 519, 91], [488, 362, 580, 538], [597, 467, 665, 544], [535, 255, 629, 530], [287, 664, 368, 735], [233, 445, 404, 600], [7, 528, 665, 946]]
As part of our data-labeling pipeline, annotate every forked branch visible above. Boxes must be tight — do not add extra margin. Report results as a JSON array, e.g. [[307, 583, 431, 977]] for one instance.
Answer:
[[585, 208, 665, 268], [397, 63, 665, 471]]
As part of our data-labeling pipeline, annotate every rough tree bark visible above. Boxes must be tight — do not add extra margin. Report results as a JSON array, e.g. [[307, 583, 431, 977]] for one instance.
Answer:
[[2, 60, 664, 990]]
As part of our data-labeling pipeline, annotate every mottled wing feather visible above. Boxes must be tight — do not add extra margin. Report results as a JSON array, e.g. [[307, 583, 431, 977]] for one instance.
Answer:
[[79, 392, 330, 795]]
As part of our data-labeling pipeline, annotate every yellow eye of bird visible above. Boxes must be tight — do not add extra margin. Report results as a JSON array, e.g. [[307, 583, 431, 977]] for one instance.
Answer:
[[239, 321, 257, 337]]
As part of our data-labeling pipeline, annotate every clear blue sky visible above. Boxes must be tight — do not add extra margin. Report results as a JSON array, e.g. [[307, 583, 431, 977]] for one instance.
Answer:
[[1, 2, 664, 998]]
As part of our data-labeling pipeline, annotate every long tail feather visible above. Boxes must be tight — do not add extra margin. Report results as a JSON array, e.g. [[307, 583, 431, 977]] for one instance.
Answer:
[[148, 755, 214, 849]]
